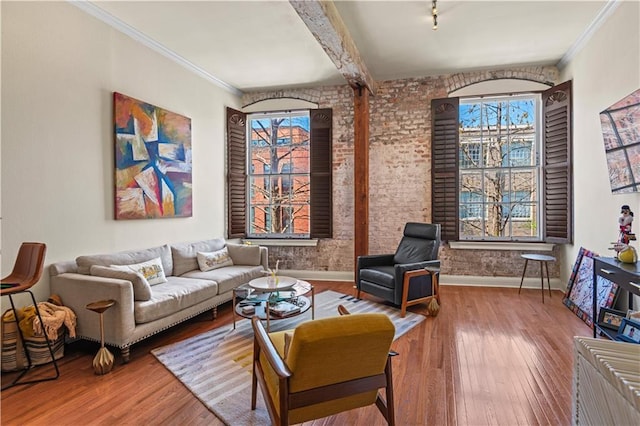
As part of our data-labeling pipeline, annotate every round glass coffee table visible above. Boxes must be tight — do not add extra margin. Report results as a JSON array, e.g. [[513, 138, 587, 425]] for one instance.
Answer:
[[232, 277, 314, 331]]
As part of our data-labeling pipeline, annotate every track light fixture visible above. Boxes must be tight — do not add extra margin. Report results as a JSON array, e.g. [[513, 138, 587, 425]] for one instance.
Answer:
[[432, 0, 438, 30]]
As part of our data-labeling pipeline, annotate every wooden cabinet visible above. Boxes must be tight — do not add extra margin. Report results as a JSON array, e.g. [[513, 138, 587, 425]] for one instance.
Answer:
[[592, 257, 640, 338]]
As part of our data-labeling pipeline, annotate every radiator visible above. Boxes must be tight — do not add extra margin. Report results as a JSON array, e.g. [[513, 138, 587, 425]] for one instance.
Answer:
[[573, 337, 640, 425]]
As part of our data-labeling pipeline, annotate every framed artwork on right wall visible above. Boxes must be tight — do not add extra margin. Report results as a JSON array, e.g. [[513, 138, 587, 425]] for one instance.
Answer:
[[600, 88, 640, 194], [563, 247, 620, 327]]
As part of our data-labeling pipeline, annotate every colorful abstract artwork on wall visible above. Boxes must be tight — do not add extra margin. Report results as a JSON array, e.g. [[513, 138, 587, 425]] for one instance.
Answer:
[[563, 247, 619, 327], [600, 88, 640, 193], [114, 92, 192, 219]]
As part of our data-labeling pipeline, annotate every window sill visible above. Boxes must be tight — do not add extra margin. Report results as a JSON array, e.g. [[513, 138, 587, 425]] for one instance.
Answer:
[[243, 239, 319, 247], [448, 241, 554, 251]]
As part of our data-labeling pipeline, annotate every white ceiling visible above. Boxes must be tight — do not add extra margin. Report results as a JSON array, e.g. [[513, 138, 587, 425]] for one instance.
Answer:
[[79, 1, 613, 93]]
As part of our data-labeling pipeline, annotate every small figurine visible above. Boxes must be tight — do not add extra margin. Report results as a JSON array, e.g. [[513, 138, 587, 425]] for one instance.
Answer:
[[618, 204, 636, 244]]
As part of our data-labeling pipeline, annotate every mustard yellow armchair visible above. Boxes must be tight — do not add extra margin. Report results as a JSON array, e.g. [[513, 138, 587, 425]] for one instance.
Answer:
[[251, 314, 397, 425]]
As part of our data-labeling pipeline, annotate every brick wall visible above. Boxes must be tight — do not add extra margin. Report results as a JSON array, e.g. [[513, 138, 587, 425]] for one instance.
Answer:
[[242, 66, 562, 280]]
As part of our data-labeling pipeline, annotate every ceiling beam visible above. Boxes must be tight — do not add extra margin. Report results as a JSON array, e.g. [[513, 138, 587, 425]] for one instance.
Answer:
[[290, 0, 377, 96]]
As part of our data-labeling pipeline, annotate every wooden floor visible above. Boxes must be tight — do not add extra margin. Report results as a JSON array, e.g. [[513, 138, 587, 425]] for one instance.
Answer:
[[1, 283, 591, 425]]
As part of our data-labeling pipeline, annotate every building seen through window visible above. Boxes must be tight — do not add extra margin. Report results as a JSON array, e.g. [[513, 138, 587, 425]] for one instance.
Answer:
[[247, 111, 310, 237], [459, 95, 539, 239]]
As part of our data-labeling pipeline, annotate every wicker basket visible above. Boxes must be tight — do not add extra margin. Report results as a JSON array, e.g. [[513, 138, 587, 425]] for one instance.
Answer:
[[1, 309, 65, 372]]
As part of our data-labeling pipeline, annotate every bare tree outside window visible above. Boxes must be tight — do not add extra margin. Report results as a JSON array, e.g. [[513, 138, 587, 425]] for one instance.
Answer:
[[248, 112, 310, 237], [459, 96, 539, 239]]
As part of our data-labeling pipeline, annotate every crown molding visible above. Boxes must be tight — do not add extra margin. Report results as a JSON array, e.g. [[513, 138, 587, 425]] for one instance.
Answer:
[[69, 1, 243, 96], [557, 0, 622, 69]]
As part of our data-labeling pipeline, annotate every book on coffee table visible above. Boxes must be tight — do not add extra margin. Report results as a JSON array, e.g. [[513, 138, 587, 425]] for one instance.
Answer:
[[268, 301, 301, 317]]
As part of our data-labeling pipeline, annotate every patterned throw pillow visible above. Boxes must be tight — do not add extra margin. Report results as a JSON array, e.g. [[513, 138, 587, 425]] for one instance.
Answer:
[[111, 257, 167, 285], [197, 247, 234, 272]]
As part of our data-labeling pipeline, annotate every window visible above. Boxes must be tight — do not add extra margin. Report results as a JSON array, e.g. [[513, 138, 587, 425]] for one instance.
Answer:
[[226, 107, 332, 240], [248, 111, 310, 237], [431, 81, 573, 243], [458, 95, 539, 240]]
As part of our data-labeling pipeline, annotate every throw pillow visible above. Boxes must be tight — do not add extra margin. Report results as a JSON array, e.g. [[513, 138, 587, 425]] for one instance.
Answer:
[[90, 265, 152, 301], [171, 238, 226, 276], [197, 247, 234, 272], [111, 257, 167, 285], [226, 243, 261, 266]]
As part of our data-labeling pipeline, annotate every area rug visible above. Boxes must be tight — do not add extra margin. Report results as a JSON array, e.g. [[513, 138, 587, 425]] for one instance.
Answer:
[[152, 290, 425, 425]]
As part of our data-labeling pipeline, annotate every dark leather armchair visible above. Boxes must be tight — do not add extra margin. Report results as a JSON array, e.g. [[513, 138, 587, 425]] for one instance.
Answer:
[[356, 223, 441, 317]]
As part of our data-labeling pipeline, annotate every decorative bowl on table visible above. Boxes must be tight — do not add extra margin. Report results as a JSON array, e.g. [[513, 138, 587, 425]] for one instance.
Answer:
[[249, 276, 297, 290]]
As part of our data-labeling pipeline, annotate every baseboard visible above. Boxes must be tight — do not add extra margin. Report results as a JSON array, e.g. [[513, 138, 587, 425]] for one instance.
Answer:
[[440, 274, 564, 291], [281, 269, 354, 282], [279, 269, 565, 291]]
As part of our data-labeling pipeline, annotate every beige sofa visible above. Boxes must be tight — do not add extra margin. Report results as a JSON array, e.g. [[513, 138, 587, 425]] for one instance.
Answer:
[[50, 238, 267, 362]]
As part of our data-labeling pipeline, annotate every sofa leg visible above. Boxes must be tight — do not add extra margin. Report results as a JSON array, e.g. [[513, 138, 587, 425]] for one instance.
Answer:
[[212, 306, 218, 320], [121, 347, 130, 363]]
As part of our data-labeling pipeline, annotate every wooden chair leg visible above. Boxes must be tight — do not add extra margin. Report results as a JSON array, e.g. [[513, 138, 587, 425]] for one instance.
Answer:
[[385, 356, 395, 426], [400, 273, 411, 318], [338, 305, 351, 316], [428, 268, 440, 303], [251, 341, 259, 410], [374, 355, 396, 426]]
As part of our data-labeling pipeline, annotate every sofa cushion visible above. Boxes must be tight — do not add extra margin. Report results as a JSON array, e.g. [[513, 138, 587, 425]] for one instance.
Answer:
[[181, 265, 264, 294], [90, 265, 152, 301], [197, 247, 234, 272], [134, 276, 218, 324], [111, 257, 168, 286], [76, 244, 173, 276], [227, 244, 261, 266], [171, 238, 226, 276]]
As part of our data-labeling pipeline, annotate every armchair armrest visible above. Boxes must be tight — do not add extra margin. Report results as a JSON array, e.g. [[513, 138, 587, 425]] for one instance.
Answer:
[[251, 316, 291, 379], [356, 254, 395, 291], [394, 260, 440, 277], [396, 261, 441, 317], [357, 254, 395, 269]]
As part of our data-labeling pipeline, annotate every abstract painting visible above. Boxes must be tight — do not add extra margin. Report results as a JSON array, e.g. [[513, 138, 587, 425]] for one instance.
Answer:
[[600, 88, 640, 193], [114, 92, 192, 219], [563, 247, 619, 327]]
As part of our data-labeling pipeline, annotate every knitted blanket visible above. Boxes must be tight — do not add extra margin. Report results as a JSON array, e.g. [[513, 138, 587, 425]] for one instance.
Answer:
[[6, 302, 77, 340]]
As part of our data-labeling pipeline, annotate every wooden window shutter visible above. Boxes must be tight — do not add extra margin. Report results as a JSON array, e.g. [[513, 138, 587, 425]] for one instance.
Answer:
[[431, 97, 460, 241], [542, 80, 573, 243], [226, 107, 247, 239], [309, 109, 333, 238]]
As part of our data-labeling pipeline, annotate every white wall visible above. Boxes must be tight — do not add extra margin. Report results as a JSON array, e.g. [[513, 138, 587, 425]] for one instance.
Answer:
[[560, 1, 640, 286], [1, 2, 240, 303]]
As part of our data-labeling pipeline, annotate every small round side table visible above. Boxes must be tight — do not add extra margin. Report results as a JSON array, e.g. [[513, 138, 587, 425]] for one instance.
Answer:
[[86, 299, 116, 375], [518, 253, 556, 303]]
